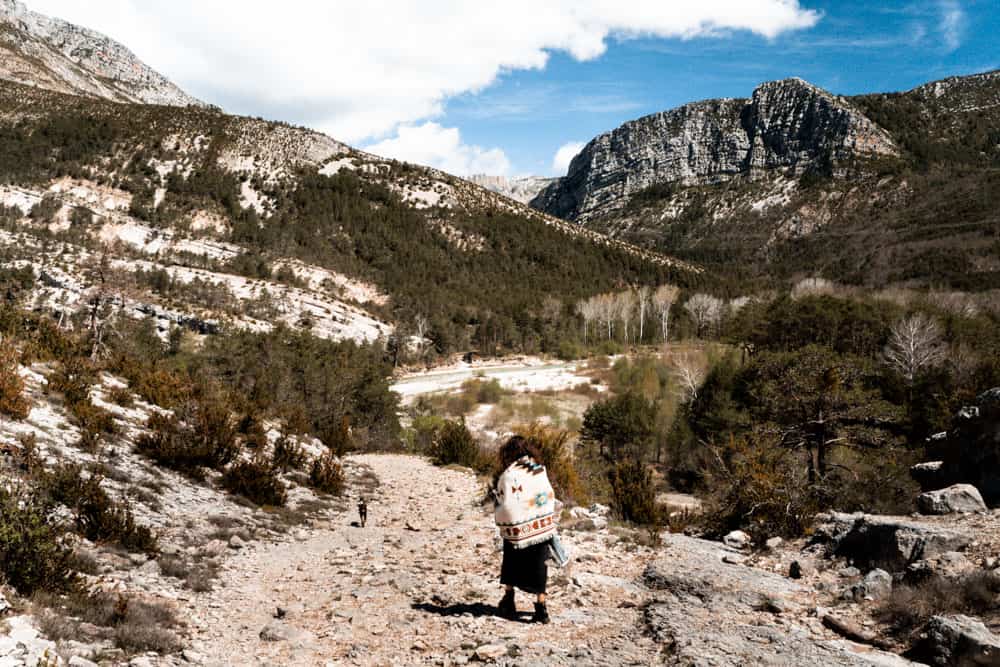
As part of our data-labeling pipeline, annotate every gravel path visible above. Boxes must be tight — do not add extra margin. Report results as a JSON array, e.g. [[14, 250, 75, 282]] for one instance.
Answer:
[[180, 454, 661, 666]]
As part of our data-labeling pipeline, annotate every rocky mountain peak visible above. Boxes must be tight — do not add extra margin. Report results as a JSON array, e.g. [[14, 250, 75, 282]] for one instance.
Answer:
[[531, 77, 897, 222], [466, 174, 557, 204], [0, 0, 202, 106]]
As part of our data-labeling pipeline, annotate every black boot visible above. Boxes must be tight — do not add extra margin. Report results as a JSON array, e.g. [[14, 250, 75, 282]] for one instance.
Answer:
[[532, 601, 550, 624], [498, 590, 516, 620]]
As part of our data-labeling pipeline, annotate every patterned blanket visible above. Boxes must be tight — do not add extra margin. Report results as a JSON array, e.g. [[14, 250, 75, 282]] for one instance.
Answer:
[[494, 456, 559, 549]]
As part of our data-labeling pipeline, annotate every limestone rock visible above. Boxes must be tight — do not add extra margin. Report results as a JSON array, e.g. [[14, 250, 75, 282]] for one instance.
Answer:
[[815, 512, 972, 572], [918, 484, 987, 515], [911, 461, 945, 491], [0, 0, 202, 106], [723, 530, 751, 550], [852, 569, 892, 601], [933, 388, 1000, 506], [472, 643, 508, 661], [228, 534, 246, 550], [532, 77, 897, 223], [911, 615, 1000, 666], [68, 657, 99, 667]]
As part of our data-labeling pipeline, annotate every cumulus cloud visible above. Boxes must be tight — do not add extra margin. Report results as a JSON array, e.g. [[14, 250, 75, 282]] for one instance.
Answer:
[[552, 141, 586, 175], [365, 123, 511, 176], [29, 0, 821, 145]]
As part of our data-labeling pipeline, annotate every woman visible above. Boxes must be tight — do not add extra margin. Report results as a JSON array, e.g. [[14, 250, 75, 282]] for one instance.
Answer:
[[493, 435, 561, 624]]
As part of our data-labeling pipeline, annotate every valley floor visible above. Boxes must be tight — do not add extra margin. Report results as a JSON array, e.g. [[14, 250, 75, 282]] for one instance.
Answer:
[[176, 454, 916, 667]]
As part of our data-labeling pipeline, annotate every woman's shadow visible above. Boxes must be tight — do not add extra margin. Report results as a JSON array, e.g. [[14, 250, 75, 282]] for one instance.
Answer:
[[411, 600, 533, 623]]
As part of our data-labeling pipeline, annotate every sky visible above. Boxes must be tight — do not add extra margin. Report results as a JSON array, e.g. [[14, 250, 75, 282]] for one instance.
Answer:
[[25, 0, 1000, 178]]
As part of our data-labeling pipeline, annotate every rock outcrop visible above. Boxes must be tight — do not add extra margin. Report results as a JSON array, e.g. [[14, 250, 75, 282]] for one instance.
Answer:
[[910, 615, 1000, 666], [918, 484, 987, 515], [930, 388, 1000, 506], [531, 77, 896, 222], [0, 0, 202, 106], [814, 512, 972, 572], [466, 174, 557, 204]]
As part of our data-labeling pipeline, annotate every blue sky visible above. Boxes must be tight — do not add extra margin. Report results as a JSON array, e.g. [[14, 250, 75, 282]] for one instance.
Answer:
[[30, 1, 999, 178], [445, 0, 998, 176]]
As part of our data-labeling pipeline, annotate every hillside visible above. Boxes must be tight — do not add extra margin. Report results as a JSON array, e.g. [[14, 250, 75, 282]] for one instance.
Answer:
[[531, 71, 1000, 292], [0, 78, 699, 356], [0, 0, 201, 107]]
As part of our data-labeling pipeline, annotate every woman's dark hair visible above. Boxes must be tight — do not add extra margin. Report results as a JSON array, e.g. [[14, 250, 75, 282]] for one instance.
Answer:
[[498, 435, 543, 471]]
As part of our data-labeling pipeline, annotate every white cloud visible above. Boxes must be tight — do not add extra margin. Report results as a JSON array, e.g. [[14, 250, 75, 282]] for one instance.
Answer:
[[939, 0, 965, 52], [27, 1, 821, 145], [365, 123, 510, 176], [553, 141, 586, 175]]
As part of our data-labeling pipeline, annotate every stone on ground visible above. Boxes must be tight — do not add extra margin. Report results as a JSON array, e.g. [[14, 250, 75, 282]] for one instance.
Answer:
[[917, 484, 987, 515]]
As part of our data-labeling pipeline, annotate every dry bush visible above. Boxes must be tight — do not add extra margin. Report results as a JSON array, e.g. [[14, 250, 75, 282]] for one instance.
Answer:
[[876, 571, 1000, 637], [136, 399, 239, 478], [514, 424, 589, 505], [308, 452, 345, 496], [0, 339, 30, 419], [34, 589, 181, 654], [272, 434, 308, 471], [107, 385, 134, 407], [221, 455, 287, 506]]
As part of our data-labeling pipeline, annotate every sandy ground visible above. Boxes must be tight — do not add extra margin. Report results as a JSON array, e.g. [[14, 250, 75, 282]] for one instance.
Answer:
[[391, 359, 594, 404]]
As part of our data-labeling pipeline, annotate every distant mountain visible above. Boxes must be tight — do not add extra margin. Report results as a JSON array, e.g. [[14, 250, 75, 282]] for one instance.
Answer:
[[529, 71, 1000, 291], [0, 0, 201, 106], [531, 77, 896, 223], [466, 174, 557, 205]]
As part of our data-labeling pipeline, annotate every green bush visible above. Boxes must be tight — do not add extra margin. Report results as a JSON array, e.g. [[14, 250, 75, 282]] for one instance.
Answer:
[[308, 452, 345, 496], [429, 419, 485, 471], [608, 459, 661, 526], [221, 456, 287, 506], [0, 487, 76, 595], [40, 463, 157, 553], [0, 339, 29, 419], [136, 395, 239, 478]]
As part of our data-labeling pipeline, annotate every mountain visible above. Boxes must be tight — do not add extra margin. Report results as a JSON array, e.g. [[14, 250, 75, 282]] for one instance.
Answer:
[[0, 0, 201, 106], [531, 77, 897, 223], [531, 72, 1000, 291], [466, 174, 557, 204]]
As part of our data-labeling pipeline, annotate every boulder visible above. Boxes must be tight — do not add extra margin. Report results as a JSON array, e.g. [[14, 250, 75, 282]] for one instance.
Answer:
[[228, 534, 246, 550], [918, 484, 987, 515], [765, 537, 784, 551], [723, 530, 751, 550], [816, 512, 972, 572], [69, 657, 99, 667], [851, 569, 892, 602], [909, 615, 1000, 666], [933, 388, 1000, 506]]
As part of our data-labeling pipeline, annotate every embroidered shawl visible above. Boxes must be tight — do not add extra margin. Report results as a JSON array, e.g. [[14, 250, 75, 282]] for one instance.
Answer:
[[494, 456, 558, 549]]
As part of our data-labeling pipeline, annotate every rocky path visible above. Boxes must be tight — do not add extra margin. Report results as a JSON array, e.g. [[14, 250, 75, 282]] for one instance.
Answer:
[[180, 454, 660, 666]]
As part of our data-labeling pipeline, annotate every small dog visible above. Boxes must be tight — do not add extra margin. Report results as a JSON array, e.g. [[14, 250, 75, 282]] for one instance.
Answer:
[[357, 499, 368, 528]]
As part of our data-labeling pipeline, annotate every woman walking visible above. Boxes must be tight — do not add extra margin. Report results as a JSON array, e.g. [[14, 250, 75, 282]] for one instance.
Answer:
[[493, 435, 562, 624]]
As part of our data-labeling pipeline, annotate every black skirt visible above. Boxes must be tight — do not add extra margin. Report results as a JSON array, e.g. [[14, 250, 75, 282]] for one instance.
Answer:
[[500, 539, 548, 595]]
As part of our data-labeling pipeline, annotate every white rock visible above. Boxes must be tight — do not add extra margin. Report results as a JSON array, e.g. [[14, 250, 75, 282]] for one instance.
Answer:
[[228, 535, 245, 550], [69, 657, 99, 667], [473, 643, 508, 661], [723, 530, 751, 550], [918, 484, 987, 515]]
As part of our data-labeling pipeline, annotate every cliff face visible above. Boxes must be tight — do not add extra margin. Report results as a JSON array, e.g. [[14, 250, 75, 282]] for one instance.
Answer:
[[532, 78, 896, 222], [0, 0, 202, 106]]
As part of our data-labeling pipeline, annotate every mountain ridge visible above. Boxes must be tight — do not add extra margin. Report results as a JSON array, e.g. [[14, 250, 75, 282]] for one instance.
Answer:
[[0, 0, 202, 107]]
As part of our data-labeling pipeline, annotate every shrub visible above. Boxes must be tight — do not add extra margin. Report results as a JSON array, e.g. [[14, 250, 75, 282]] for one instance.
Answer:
[[514, 424, 588, 505], [308, 452, 345, 496], [136, 396, 239, 478], [460, 378, 507, 405], [40, 463, 157, 553], [608, 459, 661, 526], [877, 571, 1000, 637], [271, 434, 308, 471], [0, 339, 29, 419], [221, 456, 287, 506], [407, 414, 446, 453], [0, 487, 76, 595], [429, 419, 482, 470], [107, 385, 134, 407]]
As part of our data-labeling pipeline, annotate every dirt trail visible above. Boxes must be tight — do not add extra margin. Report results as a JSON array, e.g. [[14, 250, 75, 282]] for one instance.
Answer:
[[181, 454, 660, 666]]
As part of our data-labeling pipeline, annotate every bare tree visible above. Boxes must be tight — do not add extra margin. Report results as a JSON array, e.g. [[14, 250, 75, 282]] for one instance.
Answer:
[[575, 298, 593, 342], [684, 293, 724, 339], [673, 353, 705, 403], [884, 312, 945, 383], [597, 292, 617, 340], [652, 284, 680, 344], [414, 314, 430, 357], [616, 290, 636, 344], [636, 286, 652, 343], [541, 295, 563, 324]]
